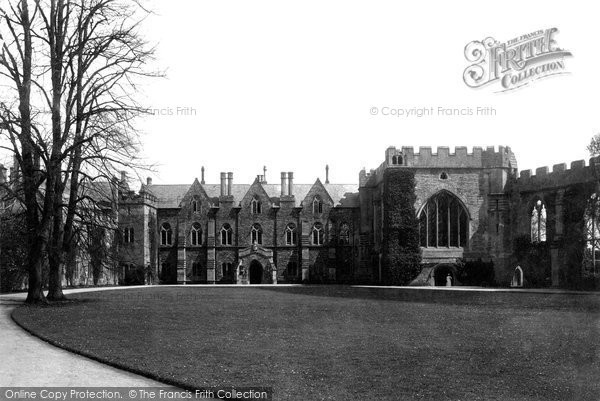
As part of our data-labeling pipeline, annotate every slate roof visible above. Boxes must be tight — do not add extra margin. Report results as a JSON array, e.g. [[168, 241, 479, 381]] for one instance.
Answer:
[[145, 182, 359, 209]]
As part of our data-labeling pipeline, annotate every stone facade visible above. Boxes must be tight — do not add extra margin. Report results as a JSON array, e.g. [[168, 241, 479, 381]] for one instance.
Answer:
[[113, 146, 600, 288]]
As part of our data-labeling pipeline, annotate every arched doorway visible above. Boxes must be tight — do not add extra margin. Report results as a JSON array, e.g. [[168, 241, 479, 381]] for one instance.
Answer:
[[511, 266, 523, 287], [434, 264, 455, 286], [249, 260, 264, 284]]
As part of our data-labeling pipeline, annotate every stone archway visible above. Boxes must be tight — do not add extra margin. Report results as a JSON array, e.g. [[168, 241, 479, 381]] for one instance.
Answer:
[[511, 266, 524, 287], [249, 260, 264, 284], [237, 244, 277, 285], [433, 264, 457, 287]]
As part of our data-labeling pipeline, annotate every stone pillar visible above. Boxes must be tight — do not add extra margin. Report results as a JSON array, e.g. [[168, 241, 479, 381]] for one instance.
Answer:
[[328, 247, 336, 281], [177, 230, 186, 284], [207, 218, 216, 284], [551, 190, 565, 287], [301, 252, 309, 281], [270, 259, 278, 284], [207, 264, 215, 283], [301, 220, 310, 281], [550, 248, 560, 287]]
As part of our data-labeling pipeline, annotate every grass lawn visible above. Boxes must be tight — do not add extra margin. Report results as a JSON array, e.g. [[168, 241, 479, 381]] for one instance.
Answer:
[[12, 286, 600, 400]]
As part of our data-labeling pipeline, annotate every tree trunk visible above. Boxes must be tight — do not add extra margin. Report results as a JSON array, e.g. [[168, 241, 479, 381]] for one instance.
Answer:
[[18, 0, 46, 304], [45, 0, 67, 301], [47, 203, 66, 301]]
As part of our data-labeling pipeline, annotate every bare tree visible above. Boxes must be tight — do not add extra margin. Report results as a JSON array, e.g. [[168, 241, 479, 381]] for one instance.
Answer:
[[0, 0, 49, 303], [0, 0, 158, 302], [46, 0, 158, 298]]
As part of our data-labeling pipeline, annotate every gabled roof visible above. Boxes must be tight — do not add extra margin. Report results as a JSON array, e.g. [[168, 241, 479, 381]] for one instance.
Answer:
[[178, 178, 210, 207], [145, 182, 359, 208]]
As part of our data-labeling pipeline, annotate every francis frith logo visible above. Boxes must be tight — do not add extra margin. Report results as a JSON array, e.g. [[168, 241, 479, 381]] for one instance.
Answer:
[[463, 28, 572, 92]]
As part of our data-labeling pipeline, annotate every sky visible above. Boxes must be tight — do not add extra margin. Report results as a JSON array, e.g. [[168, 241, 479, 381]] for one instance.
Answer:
[[8, 0, 600, 187]]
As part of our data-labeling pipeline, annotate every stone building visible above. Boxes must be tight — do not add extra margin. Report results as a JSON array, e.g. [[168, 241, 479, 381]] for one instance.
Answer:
[[111, 145, 600, 288]]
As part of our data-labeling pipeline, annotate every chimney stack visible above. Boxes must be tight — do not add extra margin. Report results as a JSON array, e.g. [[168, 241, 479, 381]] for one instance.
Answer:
[[201, 166, 205, 184], [146, 177, 152, 186], [0, 164, 6, 184], [325, 164, 330, 184], [287, 172, 294, 196], [280, 172, 288, 196], [120, 171, 127, 183], [220, 172, 226, 196], [227, 172, 233, 196]]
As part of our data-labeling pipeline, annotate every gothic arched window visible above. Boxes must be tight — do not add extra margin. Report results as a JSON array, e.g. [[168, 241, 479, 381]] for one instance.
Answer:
[[251, 197, 262, 214], [312, 222, 324, 245], [192, 199, 200, 213], [251, 223, 263, 245], [190, 222, 202, 246], [285, 223, 297, 245], [312, 196, 323, 214], [221, 223, 233, 245], [418, 191, 469, 248], [584, 194, 600, 274], [160, 223, 172, 246], [339, 223, 350, 245], [531, 200, 547, 243], [392, 155, 403, 165]]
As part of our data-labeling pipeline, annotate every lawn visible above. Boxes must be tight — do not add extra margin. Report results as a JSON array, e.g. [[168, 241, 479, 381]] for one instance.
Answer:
[[12, 286, 600, 400]]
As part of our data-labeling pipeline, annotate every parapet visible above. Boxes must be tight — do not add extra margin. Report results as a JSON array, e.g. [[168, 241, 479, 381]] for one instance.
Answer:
[[384, 145, 515, 169], [516, 157, 599, 191]]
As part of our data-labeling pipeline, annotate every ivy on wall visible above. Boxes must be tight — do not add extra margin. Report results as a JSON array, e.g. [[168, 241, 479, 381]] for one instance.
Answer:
[[382, 169, 422, 285], [561, 183, 596, 289]]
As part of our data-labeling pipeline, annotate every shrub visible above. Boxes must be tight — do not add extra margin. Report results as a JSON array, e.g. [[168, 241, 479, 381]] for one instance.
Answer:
[[0, 213, 28, 293], [456, 258, 495, 286]]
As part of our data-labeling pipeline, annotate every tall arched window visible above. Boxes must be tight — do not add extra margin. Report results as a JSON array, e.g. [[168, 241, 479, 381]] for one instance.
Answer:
[[418, 191, 468, 248], [221, 224, 233, 245], [312, 222, 324, 245], [312, 196, 323, 214], [584, 194, 600, 274], [285, 223, 297, 245], [160, 223, 172, 246], [339, 223, 350, 245], [190, 222, 202, 246], [192, 199, 200, 213], [531, 200, 547, 243], [251, 197, 262, 214], [251, 223, 263, 245]]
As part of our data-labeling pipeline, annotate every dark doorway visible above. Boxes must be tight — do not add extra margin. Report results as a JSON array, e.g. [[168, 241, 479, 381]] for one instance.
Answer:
[[249, 260, 263, 284], [434, 264, 455, 286]]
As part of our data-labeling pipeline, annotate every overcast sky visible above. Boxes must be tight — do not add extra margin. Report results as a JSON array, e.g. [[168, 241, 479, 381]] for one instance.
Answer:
[[12, 1, 600, 187]]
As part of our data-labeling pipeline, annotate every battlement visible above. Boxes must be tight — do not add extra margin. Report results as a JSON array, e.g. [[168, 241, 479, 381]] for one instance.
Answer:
[[120, 185, 158, 206], [515, 157, 600, 191], [385, 146, 516, 169]]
